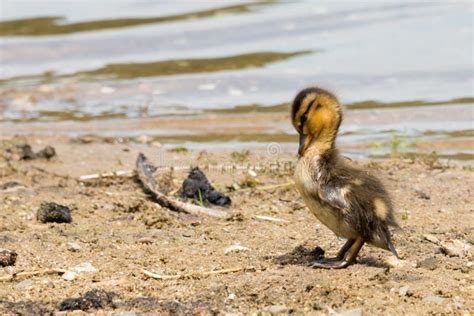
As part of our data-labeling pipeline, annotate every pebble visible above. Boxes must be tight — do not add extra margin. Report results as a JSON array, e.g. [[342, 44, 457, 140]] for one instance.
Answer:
[[15, 279, 34, 289], [262, 305, 289, 314], [423, 234, 440, 244], [385, 256, 405, 268], [67, 242, 81, 252], [331, 307, 364, 316], [414, 189, 430, 200], [73, 262, 98, 273], [224, 244, 251, 254], [226, 293, 237, 301], [417, 257, 438, 270], [62, 271, 76, 281], [138, 237, 154, 244], [422, 295, 444, 305], [399, 286, 410, 297], [0, 248, 17, 267]]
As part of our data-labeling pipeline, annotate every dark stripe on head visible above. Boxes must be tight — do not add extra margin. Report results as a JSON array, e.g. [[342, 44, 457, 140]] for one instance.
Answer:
[[300, 99, 314, 126]]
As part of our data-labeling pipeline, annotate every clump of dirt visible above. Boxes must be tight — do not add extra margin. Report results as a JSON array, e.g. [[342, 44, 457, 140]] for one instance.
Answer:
[[181, 167, 231, 206], [7, 144, 56, 160], [36, 202, 72, 223], [58, 289, 116, 311], [0, 249, 17, 267], [273, 244, 325, 265]]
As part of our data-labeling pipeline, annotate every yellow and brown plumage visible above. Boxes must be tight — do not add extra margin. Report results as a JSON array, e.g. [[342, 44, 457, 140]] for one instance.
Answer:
[[292, 87, 399, 269]]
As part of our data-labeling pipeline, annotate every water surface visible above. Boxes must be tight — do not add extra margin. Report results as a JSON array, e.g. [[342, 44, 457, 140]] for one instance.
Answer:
[[0, 0, 472, 159]]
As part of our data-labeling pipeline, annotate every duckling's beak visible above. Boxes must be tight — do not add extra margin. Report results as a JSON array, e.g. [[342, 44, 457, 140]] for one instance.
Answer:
[[298, 133, 313, 157]]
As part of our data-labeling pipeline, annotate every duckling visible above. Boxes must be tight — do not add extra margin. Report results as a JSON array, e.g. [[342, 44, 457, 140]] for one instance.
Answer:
[[291, 87, 399, 269]]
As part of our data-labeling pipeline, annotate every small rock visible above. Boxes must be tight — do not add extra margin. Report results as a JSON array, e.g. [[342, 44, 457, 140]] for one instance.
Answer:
[[36, 146, 56, 159], [248, 170, 257, 177], [15, 144, 36, 160], [417, 257, 438, 270], [422, 295, 444, 305], [15, 279, 34, 289], [62, 271, 76, 281], [414, 189, 430, 200], [399, 286, 410, 297], [0, 249, 17, 267], [331, 307, 364, 316], [224, 244, 251, 254], [226, 293, 237, 301], [138, 237, 154, 244], [441, 240, 471, 258], [136, 135, 150, 144], [385, 256, 405, 268], [67, 242, 81, 252], [262, 305, 289, 314], [37, 202, 72, 224], [423, 234, 440, 244], [73, 262, 98, 273]]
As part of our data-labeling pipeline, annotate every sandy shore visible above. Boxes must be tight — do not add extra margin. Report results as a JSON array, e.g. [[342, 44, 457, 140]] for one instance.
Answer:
[[0, 135, 473, 314]]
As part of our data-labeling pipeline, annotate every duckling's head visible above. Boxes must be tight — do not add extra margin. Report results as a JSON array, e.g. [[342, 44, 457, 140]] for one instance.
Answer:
[[291, 87, 342, 157]]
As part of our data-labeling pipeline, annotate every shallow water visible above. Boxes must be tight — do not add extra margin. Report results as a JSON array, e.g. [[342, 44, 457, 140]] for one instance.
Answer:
[[0, 0, 473, 159]]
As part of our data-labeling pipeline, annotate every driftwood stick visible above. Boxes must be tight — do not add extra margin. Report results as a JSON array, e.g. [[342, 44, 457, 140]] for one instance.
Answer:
[[142, 266, 253, 280], [79, 170, 134, 181], [0, 268, 67, 282], [136, 153, 230, 219], [254, 215, 288, 223]]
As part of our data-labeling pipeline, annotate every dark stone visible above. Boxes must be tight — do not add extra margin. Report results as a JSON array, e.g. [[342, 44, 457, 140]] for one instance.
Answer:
[[181, 167, 231, 206], [36, 146, 56, 160], [0, 249, 17, 267], [16, 144, 36, 160], [58, 289, 116, 311], [37, 202, 72, 224], [15, 144, 56, 160], [414, 189, 430, 200]]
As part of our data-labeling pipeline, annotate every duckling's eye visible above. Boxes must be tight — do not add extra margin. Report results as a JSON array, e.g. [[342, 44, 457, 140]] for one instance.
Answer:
[[301, 112, 308, 123]]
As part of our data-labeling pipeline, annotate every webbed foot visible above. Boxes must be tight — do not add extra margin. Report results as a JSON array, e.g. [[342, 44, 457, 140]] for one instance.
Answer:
[[309, 237, 364, 269]]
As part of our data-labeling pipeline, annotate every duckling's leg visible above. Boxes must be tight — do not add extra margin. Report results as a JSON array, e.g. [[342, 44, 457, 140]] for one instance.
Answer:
[[313, 239, 355, 264], [310, 237, 364, 269]]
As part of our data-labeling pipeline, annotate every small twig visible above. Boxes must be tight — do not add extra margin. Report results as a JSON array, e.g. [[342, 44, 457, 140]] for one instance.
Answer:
[[142, 266, 253, 280], [0, 268, 67, 282], [31, 166, 73, 181], [254, 215, 288, 223], [136, 153, 230, 219], [78, 170, 135, 181]]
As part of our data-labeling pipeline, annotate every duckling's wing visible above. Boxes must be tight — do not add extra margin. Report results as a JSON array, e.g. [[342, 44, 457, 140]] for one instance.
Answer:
[[318, 177, 398, 256]]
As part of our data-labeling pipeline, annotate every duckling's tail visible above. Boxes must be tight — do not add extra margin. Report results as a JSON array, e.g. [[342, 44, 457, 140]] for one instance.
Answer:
[[388, 241, 399, 259]]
